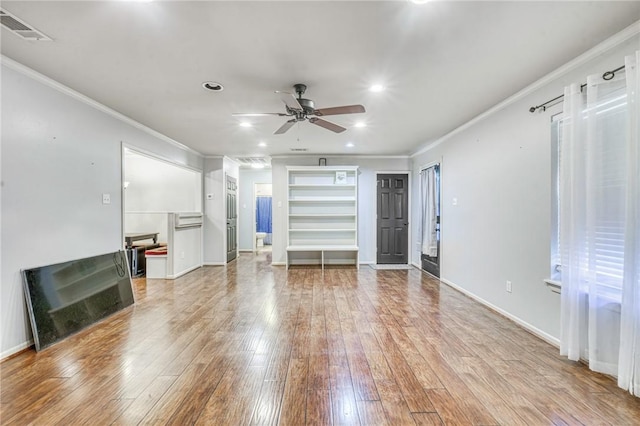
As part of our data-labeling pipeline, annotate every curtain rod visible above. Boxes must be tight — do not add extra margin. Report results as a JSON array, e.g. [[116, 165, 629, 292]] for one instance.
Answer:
[[528, 65, 625, 113]]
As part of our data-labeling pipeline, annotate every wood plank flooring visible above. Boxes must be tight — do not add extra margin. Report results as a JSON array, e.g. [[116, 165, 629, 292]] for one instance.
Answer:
[[2, 251, 639, 425]]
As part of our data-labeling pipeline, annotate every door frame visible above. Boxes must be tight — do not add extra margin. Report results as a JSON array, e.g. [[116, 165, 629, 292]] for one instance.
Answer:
[[374, 171, 411, 265], [225, 174, 238, 263], [252, 182, 273, 252], [418, 160, 442, 276]]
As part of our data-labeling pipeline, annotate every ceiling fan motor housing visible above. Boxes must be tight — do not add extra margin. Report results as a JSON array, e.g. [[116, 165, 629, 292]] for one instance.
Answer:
[[297, 98, 315, 113]]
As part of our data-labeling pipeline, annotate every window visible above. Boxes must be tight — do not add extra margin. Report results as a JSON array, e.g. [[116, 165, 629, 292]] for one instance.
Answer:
[[551, 82, 628, 300]]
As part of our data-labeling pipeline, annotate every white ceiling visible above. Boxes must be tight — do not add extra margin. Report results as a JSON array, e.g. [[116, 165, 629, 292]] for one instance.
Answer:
[[2, 1, 639, 157]]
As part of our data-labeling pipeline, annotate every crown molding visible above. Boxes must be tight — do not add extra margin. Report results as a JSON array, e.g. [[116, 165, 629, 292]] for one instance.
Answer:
[[411, 20, 640, 158], [1, 55, 203, 158], [270, 154, 410, 160]]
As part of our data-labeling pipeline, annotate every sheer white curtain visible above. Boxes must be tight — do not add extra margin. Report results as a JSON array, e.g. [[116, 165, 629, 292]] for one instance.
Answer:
[[559, 50, 640, 396], [618, 51, 639, 396], [421, 166, 438, 257]]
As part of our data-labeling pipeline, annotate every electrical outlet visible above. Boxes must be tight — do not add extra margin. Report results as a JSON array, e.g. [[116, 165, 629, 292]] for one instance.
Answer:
[[102, 193, 111, 204], [506, 280, 512, 293]]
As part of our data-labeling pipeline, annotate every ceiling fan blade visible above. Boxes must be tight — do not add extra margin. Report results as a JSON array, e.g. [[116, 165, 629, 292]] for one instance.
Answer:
[[313, 104, 365, 116], [232, 112, 288, 117], [274, 119, 297, 135], [309, 117, 346, 133], [275, 91, 303, 111]]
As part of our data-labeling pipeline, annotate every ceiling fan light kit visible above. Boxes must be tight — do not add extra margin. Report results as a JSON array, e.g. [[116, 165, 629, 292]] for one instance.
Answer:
[[233, 83, 366, 135]]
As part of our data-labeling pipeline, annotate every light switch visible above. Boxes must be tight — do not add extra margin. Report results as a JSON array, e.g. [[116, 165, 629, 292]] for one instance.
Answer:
[[452, 197, 458, 206], [102, 193, 111, 204], [277, 201, 282, 208], [242, 204, 246, 209]]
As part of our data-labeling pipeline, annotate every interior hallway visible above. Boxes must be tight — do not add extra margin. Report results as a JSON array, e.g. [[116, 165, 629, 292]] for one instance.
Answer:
[[1, 253, 638, 425]]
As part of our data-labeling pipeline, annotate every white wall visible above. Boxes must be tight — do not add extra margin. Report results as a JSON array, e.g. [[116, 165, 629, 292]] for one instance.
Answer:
[[238, 168, 272, 251], [410, 34, 640, 344], [202, 157, 239, 264], [1, 61, 203, 358], [168, 216, 203, 279], [124, 151, 202, 213], [271, 156, 411, 265]]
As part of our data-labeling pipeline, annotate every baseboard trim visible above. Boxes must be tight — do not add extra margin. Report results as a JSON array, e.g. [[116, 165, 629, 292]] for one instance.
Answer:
[[167, 264, 202, 279], [203, 262, 225, 266], [271, 262, 286, 266], [439, 277, 560, 348], [1, 340, 34, 361]]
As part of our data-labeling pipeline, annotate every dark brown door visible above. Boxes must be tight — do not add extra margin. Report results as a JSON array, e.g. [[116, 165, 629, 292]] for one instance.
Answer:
[[377, 174, 409, 264], [226, 175, 237, 263]]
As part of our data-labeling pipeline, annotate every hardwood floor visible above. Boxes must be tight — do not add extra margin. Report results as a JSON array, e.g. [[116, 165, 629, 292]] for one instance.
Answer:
[[2, 252, 639, 425]]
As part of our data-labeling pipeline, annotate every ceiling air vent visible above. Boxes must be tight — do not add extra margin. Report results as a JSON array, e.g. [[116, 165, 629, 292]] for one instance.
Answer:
[[234, 157, 271, 169], [290, 148, 308, 152], [0, 9, 51, 41]]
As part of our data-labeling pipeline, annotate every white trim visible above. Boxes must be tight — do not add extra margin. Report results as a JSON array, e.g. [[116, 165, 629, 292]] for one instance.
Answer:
[[167, 264, 202, 280], [271, 261, 286, 266], [359, 261, 375, 265], [123, 144, 203, 173], [253, 183, 257, 253], [239, 249, 254, 253], [374, 172, 411, 266], [203, 262, 226, 266], [544, 278, 562, 294], [271, 155, 410, 160], [440, 277, 560, 348], [1, 340, 33, 360], [410, 20, 640, 158], [376, 170, 411, 175], [1, 55, 203, 158], [204, 155, 225, 159]]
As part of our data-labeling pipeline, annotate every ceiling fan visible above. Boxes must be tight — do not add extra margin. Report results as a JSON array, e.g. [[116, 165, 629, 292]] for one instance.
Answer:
[[233, 83, 365, 134]]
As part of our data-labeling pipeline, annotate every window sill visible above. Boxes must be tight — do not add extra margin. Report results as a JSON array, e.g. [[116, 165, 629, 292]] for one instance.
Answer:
[[544, 278, 561, 294]]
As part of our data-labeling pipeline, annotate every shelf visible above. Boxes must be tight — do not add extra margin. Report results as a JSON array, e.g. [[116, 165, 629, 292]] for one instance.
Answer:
[[287, 166, 359, 269], [289, 197, 356, 202], [289, 229, 356, 232], [289, 184, 356, 188], [287, 245, 359, 251], [289, 214, 356, 217]]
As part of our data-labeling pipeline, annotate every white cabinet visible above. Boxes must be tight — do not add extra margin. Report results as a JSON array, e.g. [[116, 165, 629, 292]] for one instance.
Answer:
[[286, 166, 359, 269]]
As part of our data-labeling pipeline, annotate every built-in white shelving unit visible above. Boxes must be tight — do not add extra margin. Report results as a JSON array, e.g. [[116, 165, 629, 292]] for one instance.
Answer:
[[286, 166, 359, 269]]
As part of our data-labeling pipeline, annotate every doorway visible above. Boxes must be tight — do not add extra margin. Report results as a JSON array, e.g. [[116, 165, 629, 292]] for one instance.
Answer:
[[254, 183, 272, 252], [226, 175, 237, 263], [420, 164, 440, 277], [376, 173, 409, 264]]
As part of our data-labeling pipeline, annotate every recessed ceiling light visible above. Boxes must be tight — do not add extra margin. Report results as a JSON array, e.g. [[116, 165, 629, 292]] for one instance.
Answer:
[[346, 142, 355, 148], [202, 81, 224, 92], [369, 84, 385, 93], [258, 141, 267, 147], [239, 122, 252, 128], [354, 122, 366, 128], [409, 0, 431, 4], [251, 163, 265, 169]]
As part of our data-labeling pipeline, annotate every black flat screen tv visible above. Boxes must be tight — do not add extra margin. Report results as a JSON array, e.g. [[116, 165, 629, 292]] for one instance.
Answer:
[[22, 250, 134, 351]]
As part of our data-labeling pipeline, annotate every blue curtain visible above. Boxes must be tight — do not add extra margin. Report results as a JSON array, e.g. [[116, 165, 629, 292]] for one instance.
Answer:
[[256, 196, 272, 245]]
